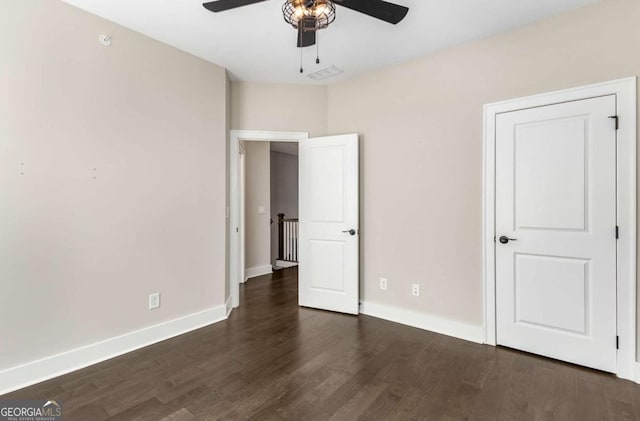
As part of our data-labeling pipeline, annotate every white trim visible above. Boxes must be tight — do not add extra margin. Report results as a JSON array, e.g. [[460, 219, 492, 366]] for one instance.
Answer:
[[229, 130, 308, 308], [275, 260, 298, 268], [0, 304, 229, 395], [360, 301, 484, 344], [239, 150, 246, 295], [225, 296, 233, 318], [483, 77, 637, 381], [244, 264, 273, 282]]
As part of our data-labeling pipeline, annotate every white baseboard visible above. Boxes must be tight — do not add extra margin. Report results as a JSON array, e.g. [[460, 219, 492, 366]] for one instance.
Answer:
[[275, 260, 298, 268], [359, 301, 484, 344], [0, 303, 229, 395], [633, 362, 640, 384], [244, 265, 273, 282]]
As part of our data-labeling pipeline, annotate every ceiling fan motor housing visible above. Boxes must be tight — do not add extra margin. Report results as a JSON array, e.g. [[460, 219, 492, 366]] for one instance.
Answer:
[[301, 17, 317, 32]]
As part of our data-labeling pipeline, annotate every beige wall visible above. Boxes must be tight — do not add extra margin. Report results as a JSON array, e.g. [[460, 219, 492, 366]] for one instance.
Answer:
[[0, 1, 227, 370], [231, 82, 328, 137], [244, 142, 272, 271], [327, 0, 640, 341]]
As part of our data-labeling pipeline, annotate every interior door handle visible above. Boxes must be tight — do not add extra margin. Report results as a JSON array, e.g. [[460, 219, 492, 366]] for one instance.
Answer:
[[342, 229, 357, 236], [498, 235, 517, 244]]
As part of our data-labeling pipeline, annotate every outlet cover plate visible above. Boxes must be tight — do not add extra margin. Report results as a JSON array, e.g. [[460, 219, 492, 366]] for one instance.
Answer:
[[149, 292, 160, 310], [411, 284, 420, 297]]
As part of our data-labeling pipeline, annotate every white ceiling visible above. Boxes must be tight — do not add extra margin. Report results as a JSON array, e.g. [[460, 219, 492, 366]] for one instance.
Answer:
[[62, 0, 599, 85]]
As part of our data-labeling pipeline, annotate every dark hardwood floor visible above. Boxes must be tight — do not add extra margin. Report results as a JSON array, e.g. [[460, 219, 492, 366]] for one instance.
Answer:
[[4, 267, 640, 420]]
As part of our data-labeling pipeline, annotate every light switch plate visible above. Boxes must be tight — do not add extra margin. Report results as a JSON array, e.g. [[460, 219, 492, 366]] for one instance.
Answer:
[[258, 206, 266, 215]]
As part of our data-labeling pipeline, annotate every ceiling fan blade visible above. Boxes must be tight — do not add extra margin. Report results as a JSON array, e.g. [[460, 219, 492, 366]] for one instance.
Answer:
[[334, 0, 409, 24], [202, 0, 267, 13], [297, 27, 316, 48]]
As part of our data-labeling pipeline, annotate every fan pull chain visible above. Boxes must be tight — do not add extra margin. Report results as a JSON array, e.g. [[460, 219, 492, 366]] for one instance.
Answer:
[[316, 31, 320, 64], [299, 28, 304, 74]]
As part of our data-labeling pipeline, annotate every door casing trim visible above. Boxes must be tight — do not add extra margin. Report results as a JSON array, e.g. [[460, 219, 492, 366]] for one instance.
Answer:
[[482, 77, 637, 381]]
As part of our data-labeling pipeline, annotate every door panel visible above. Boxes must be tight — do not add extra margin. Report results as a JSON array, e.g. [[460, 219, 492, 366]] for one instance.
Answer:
[[309, 147, 345, 222], [514, 117, 587, 231], [309, 240, 345, 291], [515, 254, 589, 334], [299, 134, 359, 315], [495, 95, 617, 373]]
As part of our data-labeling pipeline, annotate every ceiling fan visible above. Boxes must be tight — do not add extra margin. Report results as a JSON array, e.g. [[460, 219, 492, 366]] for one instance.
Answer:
[[202, 0, 410, 50]]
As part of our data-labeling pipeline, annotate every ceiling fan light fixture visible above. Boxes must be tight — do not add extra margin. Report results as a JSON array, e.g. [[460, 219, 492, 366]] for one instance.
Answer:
[[282, 0, 336, 31]]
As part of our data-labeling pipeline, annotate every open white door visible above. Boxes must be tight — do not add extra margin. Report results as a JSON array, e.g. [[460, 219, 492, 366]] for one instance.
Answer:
[[299, 134, 359, 314]]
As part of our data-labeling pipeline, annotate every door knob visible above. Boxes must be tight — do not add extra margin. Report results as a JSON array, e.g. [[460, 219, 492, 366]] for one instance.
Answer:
[[342, 229, 357, 236], [498, 235, 517, 244]]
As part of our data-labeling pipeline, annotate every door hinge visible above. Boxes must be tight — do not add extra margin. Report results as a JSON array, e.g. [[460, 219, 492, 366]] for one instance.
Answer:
[[609, 115, 619, 130], [616, 225, 619, 239], [616, 336, 619, 349]]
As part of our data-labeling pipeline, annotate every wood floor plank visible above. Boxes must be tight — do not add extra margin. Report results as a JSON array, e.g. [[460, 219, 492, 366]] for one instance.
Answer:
[[2, 267, 639, 420], [471, 348, 517, 421], [530, 365, 556, 419], [497, 367, 534, 421], [275, 368, 350, 421], [159, 408, 197, 421], [64, 402, 111, 421], [548, 363, 580, 421], [326, 379, 389, 421]]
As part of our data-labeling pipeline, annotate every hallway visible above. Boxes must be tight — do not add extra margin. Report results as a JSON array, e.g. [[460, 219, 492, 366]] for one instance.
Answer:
[[4, 268, 640, 420]]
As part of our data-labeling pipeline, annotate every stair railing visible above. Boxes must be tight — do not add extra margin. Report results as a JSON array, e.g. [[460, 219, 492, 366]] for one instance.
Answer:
[[277, 213, 299, 263]]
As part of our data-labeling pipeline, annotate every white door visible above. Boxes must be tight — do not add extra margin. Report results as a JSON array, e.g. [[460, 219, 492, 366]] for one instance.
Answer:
[[299, 134, 359, 314], [495, 95, 617, 372]]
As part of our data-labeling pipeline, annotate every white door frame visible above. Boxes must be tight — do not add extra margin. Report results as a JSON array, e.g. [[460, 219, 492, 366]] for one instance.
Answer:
[[483, 77, 637, 381], [238, 144, 246, 285], [229, 130, 309, 309]]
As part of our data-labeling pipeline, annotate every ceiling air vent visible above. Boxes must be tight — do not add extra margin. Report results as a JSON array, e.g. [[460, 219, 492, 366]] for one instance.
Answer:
[[307, 66, 344, 81]]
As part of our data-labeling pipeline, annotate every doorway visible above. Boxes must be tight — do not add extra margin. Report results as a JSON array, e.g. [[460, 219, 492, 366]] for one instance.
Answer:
[[240, 140, 300, 283], [229, 131, 306, 310], [229, 131, 360, 316], [483, 78, 636, 380], [270, 142, 300, 271]]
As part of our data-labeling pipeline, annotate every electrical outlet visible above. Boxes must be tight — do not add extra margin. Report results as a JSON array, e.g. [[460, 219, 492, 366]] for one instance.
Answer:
[[411, 284, 420, 297], [148, 292, 160, 310], [379, 277, 388, 291]]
